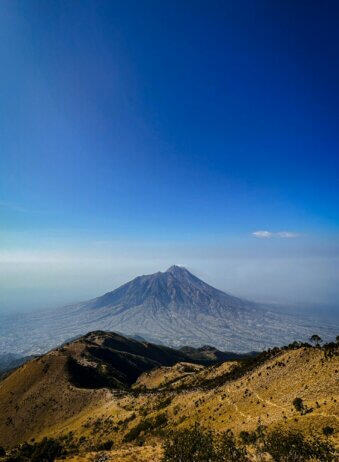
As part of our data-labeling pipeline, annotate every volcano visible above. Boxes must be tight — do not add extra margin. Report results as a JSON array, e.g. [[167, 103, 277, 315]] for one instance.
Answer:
[[0, 266, 335, 354]]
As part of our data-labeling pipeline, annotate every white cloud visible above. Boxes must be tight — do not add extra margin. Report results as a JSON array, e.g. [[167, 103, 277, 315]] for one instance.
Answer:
[[252, 230, 273, 238], [252, 230, 299, 239]]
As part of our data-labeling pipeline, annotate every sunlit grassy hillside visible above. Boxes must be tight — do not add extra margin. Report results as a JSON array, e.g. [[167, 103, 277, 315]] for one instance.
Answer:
[[0, 333, 337, 461]]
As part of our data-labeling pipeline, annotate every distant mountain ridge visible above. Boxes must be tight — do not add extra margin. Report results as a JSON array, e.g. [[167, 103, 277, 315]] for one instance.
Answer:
[[0, 353, 33, 372], [83, 265, 254, 316], [0, 265, 336, 354]]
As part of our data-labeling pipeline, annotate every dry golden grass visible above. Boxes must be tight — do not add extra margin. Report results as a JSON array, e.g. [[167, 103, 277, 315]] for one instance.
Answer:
[[159, 347, 338, 438], [60, 443, 163, 462], [0, 343, 338, 458], [134, 359, 237, 391], [134, 362, 204, 389], [64, 444, 163, 462], [0, 344, 108, 447]]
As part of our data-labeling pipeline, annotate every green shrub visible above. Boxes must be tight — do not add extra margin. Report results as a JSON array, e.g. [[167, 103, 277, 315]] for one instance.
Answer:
[[6, 438, 63, 462], [163, 424, 216, 461], [263, 429, 336, 461], [163, 424, 248, 462], [323, 426, 335, 437], [154, 413, 168, 427], [123, 418, 153, 442], [95, 440, 113, 451], [239, 430, 257, 445], [215, 430, 248, 461], [124, 412, 168, 442], [293, 397, 304, 413], [163, 424, 337, 462], [157, 396, 172, 410]]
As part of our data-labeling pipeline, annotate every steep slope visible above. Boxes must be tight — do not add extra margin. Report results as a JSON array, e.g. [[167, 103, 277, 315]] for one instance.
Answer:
[[0, 331, 198, 447], [0, 266, 335, 355], [1, 338, 337, 460]]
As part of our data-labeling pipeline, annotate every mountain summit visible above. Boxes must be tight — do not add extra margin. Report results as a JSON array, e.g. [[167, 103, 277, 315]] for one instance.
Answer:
[[86, 265, 250, 317], [0, 266, 335, 354], [165, 265, 192, 277], [166, 264, 185, 272]]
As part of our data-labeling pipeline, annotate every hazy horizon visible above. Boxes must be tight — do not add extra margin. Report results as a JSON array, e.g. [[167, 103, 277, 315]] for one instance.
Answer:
[[1, 231, 339, 317]]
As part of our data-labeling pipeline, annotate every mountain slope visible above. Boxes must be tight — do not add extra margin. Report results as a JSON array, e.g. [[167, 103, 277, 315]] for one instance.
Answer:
[[0, 266, 335, 355], [1, 333, 337, 458], [0, 331, 205, 447]]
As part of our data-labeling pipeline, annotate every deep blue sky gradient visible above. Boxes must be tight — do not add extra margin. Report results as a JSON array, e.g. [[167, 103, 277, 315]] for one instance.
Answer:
[[1, 0, 339, 236], [1, 1, 339, 311]]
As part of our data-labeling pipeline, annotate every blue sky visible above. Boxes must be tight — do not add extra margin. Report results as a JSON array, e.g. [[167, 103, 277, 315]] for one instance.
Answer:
[[1, 1, 339, 313]]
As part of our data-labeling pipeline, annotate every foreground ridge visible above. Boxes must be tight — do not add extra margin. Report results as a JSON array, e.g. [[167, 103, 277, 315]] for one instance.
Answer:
[[0, 331, 338, 461]]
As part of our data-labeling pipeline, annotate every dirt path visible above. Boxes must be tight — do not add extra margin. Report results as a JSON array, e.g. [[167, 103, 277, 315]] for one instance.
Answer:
[[248, 387, 284, 410]]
